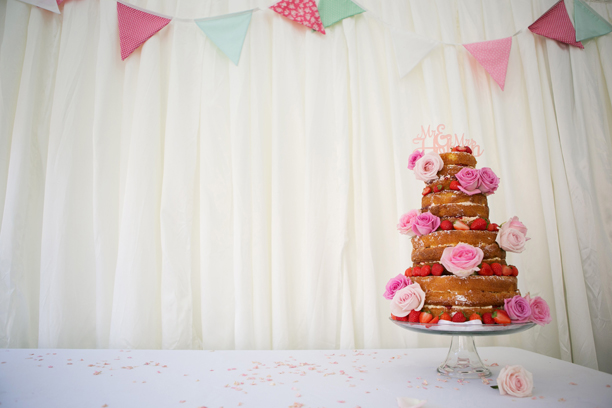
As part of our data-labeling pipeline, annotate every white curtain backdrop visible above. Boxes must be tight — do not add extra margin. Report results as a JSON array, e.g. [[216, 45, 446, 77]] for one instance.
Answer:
[[1, 0, 611, 373]]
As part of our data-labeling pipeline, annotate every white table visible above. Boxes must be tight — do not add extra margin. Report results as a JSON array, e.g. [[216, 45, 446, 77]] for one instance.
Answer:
[[1, 347, 611, 407]]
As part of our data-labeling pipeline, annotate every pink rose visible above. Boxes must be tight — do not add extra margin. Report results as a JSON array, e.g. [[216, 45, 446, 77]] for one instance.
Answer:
[[455, 168, 481, 195], [413, 152, 444, 183], [390, 283, 426, 317], [504, 295, 531, 322], [397, 210, 420, 236], [478, 167, 500, 195], [411, 212, 441, 236], [496, 228, 527, 253], [505, 216, 529, 236], [527, 294, 552, 326], [383, 274, 411, 300], [439, 244, 484, 277], [496, 365, 533, 398], [407, 150, 424, 170]]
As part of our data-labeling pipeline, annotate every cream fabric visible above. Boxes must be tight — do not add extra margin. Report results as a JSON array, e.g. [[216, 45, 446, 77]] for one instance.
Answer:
[[0, 0, 611, 374]]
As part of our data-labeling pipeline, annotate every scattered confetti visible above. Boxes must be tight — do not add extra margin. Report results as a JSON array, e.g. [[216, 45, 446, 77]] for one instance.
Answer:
[[558, 398, 566, 402], [570, 382, 577, 385]]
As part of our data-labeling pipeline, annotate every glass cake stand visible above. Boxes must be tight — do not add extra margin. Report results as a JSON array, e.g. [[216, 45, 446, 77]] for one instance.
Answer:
[[390, 318, 535, 378]]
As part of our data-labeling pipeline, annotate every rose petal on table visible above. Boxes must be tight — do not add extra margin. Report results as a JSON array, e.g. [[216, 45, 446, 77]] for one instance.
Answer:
[[397, 397, 427, 408]]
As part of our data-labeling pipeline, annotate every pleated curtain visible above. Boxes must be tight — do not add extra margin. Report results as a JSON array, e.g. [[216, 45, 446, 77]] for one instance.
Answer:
[[0, 0, 611, 374]]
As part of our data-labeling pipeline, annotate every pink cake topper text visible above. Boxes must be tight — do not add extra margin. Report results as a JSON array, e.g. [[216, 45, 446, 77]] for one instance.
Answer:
[[412, 124, 483, 157]]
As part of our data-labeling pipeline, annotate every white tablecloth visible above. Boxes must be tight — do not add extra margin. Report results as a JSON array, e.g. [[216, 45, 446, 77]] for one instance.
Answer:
[[1, 347, 611, 407]]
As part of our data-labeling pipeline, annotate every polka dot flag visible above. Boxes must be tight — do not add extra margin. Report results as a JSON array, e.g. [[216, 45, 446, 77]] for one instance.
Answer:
[[529, 0, 583, 49], [464, 37, 512, 91], [117, 1, 172, 61], [270, 0, 326, 35]]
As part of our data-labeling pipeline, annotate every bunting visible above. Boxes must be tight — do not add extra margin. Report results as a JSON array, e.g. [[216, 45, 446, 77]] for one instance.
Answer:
[[117, 1, 171, 60], [529, 0, 583, 49], [574, 0, 612, 42], [463, 37, 512, 91], [17, 0, 60, 14], [195, 10, 254, 65], [318, 0, 365, 28], [391, 29, 439, 79], [270, 0, 326, 35]]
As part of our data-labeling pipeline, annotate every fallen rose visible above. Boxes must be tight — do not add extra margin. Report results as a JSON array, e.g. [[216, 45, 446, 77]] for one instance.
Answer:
[[496, 365, 533, 398]]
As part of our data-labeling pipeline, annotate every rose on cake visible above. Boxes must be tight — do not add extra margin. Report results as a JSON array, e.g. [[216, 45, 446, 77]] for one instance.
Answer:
[[496, 365, 534, 398], [478, 167, 500, 195], [413, 152, 444, 183], [391, 283, 426, 317], [384, 274, 412, 300], [439, 243, 484, 277], [455, 167, 481, 195], [407, 150, 424, 170], [411, 212, 441, 236], [496, 216, 530, 253], [397, 210, 420, 236], [526, 294, 552, 326], [504, 295, 531, 323]]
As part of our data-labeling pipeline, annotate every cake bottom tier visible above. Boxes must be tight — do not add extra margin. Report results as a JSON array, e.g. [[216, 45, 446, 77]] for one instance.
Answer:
[[423, 305, 499, 317]]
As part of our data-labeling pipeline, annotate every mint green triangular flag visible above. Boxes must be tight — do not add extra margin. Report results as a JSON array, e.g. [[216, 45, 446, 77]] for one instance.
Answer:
[[195, 10, 253, 65], [318, 0, 365, 28], [574, 0, 612, 42]]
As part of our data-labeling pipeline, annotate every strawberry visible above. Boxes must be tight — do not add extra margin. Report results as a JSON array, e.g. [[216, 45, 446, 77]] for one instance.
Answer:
[[439, 312, 452, 321], [451, 311, 467, 322], [419, 310, 433, 324], [469, 313, 482, 321], [511, 265, 519, 276], [464, 146, 473, 154], [502, 265, 513, 276], [452, 146, 467, 153], [405, 267, 413, 277], [429, 316, 439, 324], [422, 186, 432, 196], [487, 223, 499, 232], [491, 263, 503, 276], [412, 266, 422, 277], [479, 262, 493, 276], [453, 220, 469, 230], [449, 180, 460, 191], [440, 220, 453, 230], [433, 184, 444, 193], [492, 310, 511, 325], [408, 310, 421, 323], [392, 314, 409, 322], [421, 265, 431, 276], [432, 264, 444, 276], [470, 218, 487, 230], [482, 312, 495, 325]]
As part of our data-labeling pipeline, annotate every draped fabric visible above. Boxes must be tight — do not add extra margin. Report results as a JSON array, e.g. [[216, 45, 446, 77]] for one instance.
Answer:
[[1, 0, 611, 374]]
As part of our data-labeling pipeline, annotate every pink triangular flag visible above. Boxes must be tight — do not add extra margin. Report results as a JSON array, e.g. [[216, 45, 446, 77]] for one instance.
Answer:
[[270, 0, 326, 35], [529, 0, 583, 49], [463, 37, 512, 90], [117, 1, 172, 60]]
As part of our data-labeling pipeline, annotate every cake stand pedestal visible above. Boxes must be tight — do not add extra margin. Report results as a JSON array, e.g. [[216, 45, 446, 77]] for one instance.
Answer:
[[390, 319, 535, 379]]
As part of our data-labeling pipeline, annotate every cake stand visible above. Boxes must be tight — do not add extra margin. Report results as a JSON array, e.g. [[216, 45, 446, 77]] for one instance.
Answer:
[[390, 318, 535, 378]]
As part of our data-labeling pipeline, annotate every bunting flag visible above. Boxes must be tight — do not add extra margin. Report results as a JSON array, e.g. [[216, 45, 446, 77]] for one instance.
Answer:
[[318, 0, 365, 28], [117, 1, 172, 61], [270, 0, 326, 35], [17, 0, 60, 13], [463, 37, 512, 91], [391, 29, 439, 79], [529, 0, 583, 49], [574, 0, 612, 42], [195, 10, 254, 65]]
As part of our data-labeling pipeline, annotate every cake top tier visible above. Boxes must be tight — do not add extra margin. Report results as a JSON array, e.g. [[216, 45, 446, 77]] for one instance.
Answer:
[[439, 151, 477, 168]]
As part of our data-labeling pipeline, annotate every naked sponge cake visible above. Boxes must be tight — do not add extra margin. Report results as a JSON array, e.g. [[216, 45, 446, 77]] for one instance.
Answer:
[[383, 146, 551, 326]]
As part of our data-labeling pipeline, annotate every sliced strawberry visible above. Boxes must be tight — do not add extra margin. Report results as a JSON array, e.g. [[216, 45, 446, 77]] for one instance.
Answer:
[[431, 264, 444, 276], [392, 314, 409, 322], [511, 265, 519, 276], [429, 316, 439, 324], [487, 223, 499, 232], [421, 265, 431, 276], [419, 310, 433, 324], [453, 146, 467, 153], [451, 311, 467, 322], [408, 310, 421, 323], [433, 184, 444, 193], [439, 312, 452, 321], [502, 265, 513, 276], [491, 263, 503, 276], [482, 312, 495, 325], [469, 313, 482, 321], [422, 186, 432, 196], [405, 267, 413, 277], [440, 220, 453, 231], [492, 310, 511, 325], [453, 220, 469, 230], [470, 218, 487, 230], [464, 146, 473, 154], [479, 263, 493, 276], [449, 180, 460, 191], [412, 266, 422, 277]]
